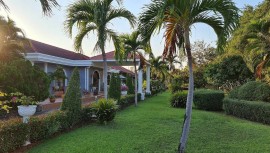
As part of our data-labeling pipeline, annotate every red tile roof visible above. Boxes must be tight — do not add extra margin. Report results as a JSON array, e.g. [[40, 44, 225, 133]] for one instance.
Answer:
[[89, 51, 139, 60], [111, 66, 134, 75], [26, 39, 90, 60]]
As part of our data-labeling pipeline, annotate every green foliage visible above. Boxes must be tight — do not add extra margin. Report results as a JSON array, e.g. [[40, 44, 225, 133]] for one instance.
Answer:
[[81, 106, 96, 122], [126, 75, 134, 94], [204, 55, 253, 87], [226, 1, 270, 75], [194, 89, 224, 111], [117, 94, 141, 109], [0, 118, 28, 153], [224, 98, 270, 125], [169, 76, 184, 93], [61, 68, 82, 126], [108, 73, 121, 100], [92, 98, 118, 124], [229, 81, 270, 102], [0, 59, 50, 101], [170, 91, 187, 108], [151, 80, 166, 95]]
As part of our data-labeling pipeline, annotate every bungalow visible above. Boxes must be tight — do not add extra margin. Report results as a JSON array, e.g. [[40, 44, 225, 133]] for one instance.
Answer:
[[25, 40, 151, 98]]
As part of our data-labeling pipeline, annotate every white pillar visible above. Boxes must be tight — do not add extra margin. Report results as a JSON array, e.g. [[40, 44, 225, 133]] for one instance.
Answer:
[[86, 67, 89, 90], [138, 69, 143, 94], [146, 65, 151, 94], [44, 63, 48, 73], [85, 68, 87, 90]]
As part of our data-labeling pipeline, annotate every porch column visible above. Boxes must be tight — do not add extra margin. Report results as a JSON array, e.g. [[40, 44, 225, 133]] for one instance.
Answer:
[[138, 69, 143, 94], [44, 63, 48, 73], [86, 67, 90, 91], [146, 65, 151, 94]]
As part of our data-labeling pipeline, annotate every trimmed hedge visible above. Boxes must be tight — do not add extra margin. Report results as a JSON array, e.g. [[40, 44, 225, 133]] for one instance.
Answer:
[[0, 106, 95, 153], [170, 91, 187, 108], [118, 93, 141, 109], [194, 89, 224, 111], [229, 81, 270, 102], [0, 92, 145, 152], [0, 118, 28, 153], [223, 98, 270, 124]]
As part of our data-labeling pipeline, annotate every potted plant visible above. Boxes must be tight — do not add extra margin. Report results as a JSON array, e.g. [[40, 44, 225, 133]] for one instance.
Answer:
[[121, 84, 128, 95], [49, 95, 56, 103], [10, 92, 38, 123]]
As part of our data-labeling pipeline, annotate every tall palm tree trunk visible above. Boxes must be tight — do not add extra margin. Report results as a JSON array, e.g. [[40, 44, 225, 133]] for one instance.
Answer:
[[179, 30, 194, 153], [102, 48, 108, 99], [134, 55, 138, 106]]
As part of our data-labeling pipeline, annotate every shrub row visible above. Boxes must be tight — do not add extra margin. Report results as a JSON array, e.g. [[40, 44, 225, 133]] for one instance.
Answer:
[[194, 89, 224, 111], [170, 91, 187, 108], [118, 93, 141, 109], [223, 98, 270, 125], [229, 81, 270, 102], [0, 107, 95, 153]]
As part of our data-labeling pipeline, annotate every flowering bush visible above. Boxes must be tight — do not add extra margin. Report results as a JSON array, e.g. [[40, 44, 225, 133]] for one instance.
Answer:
[[121, 85, 128, 91]]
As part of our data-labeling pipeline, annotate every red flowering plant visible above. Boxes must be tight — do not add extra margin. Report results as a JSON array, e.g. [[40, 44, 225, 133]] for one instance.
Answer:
[[121, 84, 128, 91]]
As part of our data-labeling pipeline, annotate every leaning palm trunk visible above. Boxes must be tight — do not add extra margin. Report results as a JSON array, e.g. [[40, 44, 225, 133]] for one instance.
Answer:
[[179, 30, 194, 153], [102, 50, 108, 99], [134, 55, 138, 106]]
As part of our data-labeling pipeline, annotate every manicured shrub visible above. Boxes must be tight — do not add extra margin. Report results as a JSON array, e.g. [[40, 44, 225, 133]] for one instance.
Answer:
[[61, 68, 82, 127], [92, 98, 118, 124], [126, 75, 134, 94], [170, 91, 188, 108], [0, 118, 28, 153], [108, 73, 121, 100], [194, 89, 224, 111], [29, 113, 61, 142], [223, 98, 270, 124], [229, 81, 270, 102], [81, 106, 96, 122]]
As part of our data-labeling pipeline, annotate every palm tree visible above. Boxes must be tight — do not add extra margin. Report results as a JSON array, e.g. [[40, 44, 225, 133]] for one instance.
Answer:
[[164, 55, 181, 71], [0, 0, 59, 16], [149, 55, 169, 82], [0, 16, 28, 62], [139, 0, 239, 152], [117, 31, 151, 106], [65, 0, 136, 99], [239, 19, 270, 79]]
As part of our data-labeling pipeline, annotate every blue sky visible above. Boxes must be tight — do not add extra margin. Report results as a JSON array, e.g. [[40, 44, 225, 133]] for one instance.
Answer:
[[0, 0, 264, 57]]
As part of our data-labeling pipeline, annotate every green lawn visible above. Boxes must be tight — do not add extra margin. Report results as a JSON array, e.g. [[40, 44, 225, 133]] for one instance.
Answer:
[[28, 92, 270, 153]]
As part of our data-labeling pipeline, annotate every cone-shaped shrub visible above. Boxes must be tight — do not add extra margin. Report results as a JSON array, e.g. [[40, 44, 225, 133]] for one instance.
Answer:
[[61, 67, 82, 126], [108, 73, 121, 100], [127, 75, 134, 94]]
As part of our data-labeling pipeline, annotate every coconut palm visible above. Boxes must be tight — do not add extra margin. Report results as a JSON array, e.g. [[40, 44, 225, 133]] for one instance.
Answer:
[[117, 31, 151, 106], [0, 16, 28, 62], [0, 0, 59, 16], [139, 0, 239, 152], [65, 0, 136, 99], [164, 55, 181, 71]]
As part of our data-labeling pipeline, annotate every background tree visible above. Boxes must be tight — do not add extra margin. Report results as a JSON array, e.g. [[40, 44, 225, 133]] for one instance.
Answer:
[[117, 31, 151, 106], [226, 1, 270, 81], [0, 0, 59, 16], [0, 59, 50, 101], [204, 55, 253, 87], [0, 16, 28, 62], [65, 0, 136, 99], [139, 0, 239, 152]]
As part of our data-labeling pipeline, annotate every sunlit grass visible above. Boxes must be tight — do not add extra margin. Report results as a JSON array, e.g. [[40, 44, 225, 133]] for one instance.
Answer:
[[28, 92, 270, 153]]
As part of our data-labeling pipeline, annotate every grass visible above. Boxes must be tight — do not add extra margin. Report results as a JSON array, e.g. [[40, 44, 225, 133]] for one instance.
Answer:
[[28, 92, 270, 153]]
